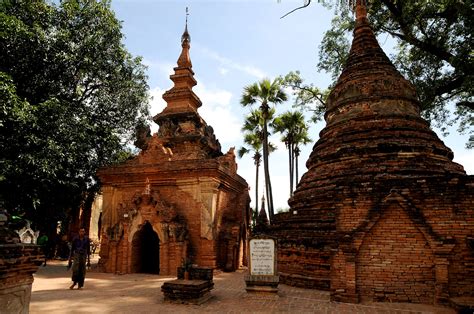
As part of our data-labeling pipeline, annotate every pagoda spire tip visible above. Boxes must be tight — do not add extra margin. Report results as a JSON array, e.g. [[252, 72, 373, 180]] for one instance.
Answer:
[[181, 7, 191, 45], [354, 0, 368, 20]]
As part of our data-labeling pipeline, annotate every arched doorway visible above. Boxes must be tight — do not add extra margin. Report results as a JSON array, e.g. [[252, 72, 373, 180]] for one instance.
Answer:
[[131, 222, 160, 274]]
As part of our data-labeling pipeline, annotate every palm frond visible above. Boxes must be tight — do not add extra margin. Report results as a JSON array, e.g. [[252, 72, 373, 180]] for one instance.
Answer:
[[237, 146, 250, 158]]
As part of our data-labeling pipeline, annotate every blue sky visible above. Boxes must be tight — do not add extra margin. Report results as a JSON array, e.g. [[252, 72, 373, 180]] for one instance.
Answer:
[[112, 0, 473, 212]]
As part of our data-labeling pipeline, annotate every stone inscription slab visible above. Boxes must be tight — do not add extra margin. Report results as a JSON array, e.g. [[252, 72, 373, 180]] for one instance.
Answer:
[[250, 239, 275, 276]]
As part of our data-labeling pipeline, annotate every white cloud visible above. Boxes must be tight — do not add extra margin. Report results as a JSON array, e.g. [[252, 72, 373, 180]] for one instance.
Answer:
[[198, 46, 266, 79], [142, 58, 175, 76], [218, 67, 229, 76], [149, 86, 167, 116], [147, 82, 241, 145], [195, 82, 241, 144], [148, 86, 167, 133], [194, 83, 232, 108]]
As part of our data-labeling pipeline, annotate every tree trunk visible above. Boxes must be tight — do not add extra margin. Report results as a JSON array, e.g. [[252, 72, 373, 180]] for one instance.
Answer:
[[288, 143, 293, 197], [263, 124, 272, 220], [68, 205, 81, 238], [295, 147, 300, 186], [254, 156, 260, 227], [79, 190, 96, 235], [261, 103, 274, 221]]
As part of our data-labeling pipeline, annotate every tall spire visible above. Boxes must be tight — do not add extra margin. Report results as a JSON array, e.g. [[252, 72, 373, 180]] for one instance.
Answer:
[[254, 194, 269, 234], [152, 8, 222, 159], [178, 7, 192, 68], [156, 6, 201, 118], [258, 195, 269, 226]]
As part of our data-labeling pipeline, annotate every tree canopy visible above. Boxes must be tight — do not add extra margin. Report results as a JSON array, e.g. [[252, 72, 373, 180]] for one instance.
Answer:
[[272, 110, 311, 196], [282, 0, 473, 147], [0, 0, 149, 232]]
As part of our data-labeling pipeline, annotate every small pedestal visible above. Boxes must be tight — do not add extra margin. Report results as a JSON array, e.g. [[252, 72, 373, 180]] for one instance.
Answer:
[[244, 274, 279, 294], [161, 279, 214, 304], [161, 266, 214, 304], [245, 235, 279, 295]]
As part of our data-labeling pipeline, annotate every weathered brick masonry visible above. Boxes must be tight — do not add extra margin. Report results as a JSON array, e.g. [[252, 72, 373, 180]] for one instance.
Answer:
[[271, 3, 474, 305], [97, 24, 250, 276], [0, 211, 42, 313]]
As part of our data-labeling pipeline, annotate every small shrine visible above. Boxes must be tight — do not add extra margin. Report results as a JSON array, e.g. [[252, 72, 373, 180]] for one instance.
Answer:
[[271, 1, 474, 305], [97, 18, 250, 275]]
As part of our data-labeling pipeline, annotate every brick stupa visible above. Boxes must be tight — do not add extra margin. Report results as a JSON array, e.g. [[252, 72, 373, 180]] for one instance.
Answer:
[[98, 22, 250, 275], [271, 2, 474, 305]]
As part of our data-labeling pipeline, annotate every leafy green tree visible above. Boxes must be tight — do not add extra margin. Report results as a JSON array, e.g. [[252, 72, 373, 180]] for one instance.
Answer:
[[238, 109, 276, 225], [0, 0, 149, 235], [240, 78, 288, 222], [272, 111, 311, 196], [280, 71, 330, 123]]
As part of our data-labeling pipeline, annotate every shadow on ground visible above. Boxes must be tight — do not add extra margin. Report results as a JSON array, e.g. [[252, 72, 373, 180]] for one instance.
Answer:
[[31, 261, 455, 314]]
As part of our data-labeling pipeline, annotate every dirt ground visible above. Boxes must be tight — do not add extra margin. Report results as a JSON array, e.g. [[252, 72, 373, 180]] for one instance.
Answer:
[[30, 258, 455, 314]]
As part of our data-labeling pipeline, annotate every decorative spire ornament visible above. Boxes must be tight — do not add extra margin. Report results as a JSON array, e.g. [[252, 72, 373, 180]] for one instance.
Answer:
[[181, 7, 191, 46], [177, 7, 192, 68]]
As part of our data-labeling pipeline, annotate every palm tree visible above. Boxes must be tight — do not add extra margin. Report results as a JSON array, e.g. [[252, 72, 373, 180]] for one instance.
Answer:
[[238, 109, 276, 226], [272, 111, 311, 196], [240, 78, 287, 222], [293, 125, 311, 186]]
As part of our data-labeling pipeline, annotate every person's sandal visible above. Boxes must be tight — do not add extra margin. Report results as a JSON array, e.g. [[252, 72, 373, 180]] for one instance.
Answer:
[[69, 283, 76, 290]]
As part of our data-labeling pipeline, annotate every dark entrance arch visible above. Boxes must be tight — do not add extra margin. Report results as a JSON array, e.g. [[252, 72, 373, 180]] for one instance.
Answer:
[[131, 222, 160, 274]]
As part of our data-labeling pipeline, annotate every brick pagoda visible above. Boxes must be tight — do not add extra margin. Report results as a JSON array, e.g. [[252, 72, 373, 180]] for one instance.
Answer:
[[97, 22, 250, 275], [271, 2, 474, 305]]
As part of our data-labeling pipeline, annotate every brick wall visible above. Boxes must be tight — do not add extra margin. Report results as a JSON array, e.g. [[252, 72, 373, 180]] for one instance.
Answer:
[[356, 205, 435, 303], [98, 169, 249, 275]]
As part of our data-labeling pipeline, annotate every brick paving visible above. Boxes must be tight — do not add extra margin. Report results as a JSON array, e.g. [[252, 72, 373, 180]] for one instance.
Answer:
[[31, 259, 455, 314]]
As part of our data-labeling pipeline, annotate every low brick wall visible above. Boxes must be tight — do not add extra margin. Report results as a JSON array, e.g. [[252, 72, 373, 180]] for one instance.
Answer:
[[0, 243, 43, 313]]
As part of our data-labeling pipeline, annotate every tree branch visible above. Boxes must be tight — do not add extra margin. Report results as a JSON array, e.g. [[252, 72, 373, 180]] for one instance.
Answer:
[[381, 0, 456, 65], [456, 101, 474, 111], [283, 82, 327, 107], [434, 75, 465, 97], [280, 0, 311, 19]]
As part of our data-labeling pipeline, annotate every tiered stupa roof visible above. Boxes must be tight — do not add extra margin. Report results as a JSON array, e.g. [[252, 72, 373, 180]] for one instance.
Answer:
[[149, 21, 222, 160]]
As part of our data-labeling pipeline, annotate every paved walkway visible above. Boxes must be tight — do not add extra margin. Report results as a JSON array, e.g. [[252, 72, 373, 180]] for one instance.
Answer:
[[31, 259, 455, 314]]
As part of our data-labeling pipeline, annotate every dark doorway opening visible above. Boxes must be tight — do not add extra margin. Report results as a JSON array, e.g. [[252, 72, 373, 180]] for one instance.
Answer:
[[132, 221, 160, 274]]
